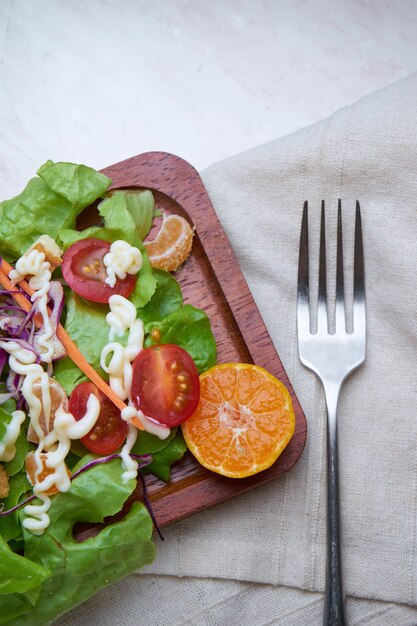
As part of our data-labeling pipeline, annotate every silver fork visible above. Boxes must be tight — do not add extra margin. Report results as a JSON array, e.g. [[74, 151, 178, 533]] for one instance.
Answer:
[[297, 200, 366, 626]]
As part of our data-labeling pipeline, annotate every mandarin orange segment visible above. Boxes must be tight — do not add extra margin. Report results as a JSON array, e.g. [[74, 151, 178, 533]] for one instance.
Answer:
[[210, 366, 237, 402], [199, 429, 233, 468], [143, 214, 194, 271], [236, 367, 266, 406], [254, 410, 291, 437], [199, 400, 221, 421], [245, 428, 273, 461], [185, 417, 219, 446], [200, 376, 223, 404], [182, 363, 296, 478], [250, 380, 286, 413], [222, 436, 254, 474]]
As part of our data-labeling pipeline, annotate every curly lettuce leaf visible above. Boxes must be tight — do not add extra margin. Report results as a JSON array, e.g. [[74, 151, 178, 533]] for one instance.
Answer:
[[145, 304, 217, 373], [0, 456, 155, 625], [61, 189, 154, 246], [0, 162, 111, 261], [0, 534, 49, 595], [37, 161, 111, 222]]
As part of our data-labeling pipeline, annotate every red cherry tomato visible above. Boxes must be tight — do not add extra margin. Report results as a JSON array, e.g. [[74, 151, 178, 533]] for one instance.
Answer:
[[69, 381, 128, 454], [62, 238, 137, 303], [131, 344, 200, 427]]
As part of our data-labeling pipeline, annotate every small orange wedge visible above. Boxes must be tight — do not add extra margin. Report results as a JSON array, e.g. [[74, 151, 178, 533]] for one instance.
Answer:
[[143, 214, 194, 271], [182, 363, 295, 478]]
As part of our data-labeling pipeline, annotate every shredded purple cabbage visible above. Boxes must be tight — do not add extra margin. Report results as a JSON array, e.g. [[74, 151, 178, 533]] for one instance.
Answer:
[[0, 494, 36, 517], [16, 306, 36, 337], [0, 305, 27, 315], [0, 348, 7, 379], [70, 453, 153, 480]]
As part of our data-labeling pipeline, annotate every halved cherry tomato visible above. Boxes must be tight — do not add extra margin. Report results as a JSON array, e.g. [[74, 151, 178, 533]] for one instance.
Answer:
[[131, 344, 200, 427], [62, 238, 136, 303], [69, 381, 128, 454]]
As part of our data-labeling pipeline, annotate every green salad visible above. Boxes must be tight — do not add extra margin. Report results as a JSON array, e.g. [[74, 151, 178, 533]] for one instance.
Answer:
[[0, 161, 217, 625]]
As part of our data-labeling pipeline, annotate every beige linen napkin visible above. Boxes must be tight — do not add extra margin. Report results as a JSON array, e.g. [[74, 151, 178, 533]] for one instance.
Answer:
[[59, 73, 417, 625]]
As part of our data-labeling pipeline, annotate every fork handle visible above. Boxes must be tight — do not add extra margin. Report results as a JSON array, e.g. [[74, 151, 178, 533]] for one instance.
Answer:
[[323, 386, 347, 626]]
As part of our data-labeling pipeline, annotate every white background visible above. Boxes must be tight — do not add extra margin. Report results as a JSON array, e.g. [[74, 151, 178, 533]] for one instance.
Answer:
[[1, 0, 417, 198]]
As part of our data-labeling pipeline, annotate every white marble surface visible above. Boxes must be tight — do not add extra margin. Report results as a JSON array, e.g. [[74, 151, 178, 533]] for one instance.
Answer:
[[1, 0, 417, 197]]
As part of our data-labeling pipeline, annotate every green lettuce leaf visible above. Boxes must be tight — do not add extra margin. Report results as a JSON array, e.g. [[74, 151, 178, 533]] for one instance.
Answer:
[[143, 429, 187, 481], [0, 473, 31, 543], [0, 162, 110, 261], [53, 357, 87, 396], [54, 292, 109, 394], [130, 244, 158, 309], [131, 426, 177, 456], [0, 456, 155, 625], [122, 190, 155, 240], [145, 304, 217, 373], [37, 161, 111, 224], [5, 436, 30, 478], [136, 269, 182, 323], [0, 405, 14, 440], [63, 293, 109, 372], [0, 406, 29, 477], [59, 190, 155, 247], [0, 593, 34, 624], [0, 534, 49, 595]]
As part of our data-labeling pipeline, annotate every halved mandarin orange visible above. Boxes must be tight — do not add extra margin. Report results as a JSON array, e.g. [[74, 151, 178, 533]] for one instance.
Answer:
[[143, 214, 194, 271], [182, 363, 295, 478]]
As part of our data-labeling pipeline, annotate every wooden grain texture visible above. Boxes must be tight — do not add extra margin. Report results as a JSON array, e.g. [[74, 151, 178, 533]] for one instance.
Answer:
[[75, 151, 307, 540]]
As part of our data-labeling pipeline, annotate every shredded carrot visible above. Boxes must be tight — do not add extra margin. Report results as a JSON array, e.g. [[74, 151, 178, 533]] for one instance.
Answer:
[[0, 260, 143, 428], [131, 416, 143, 430]]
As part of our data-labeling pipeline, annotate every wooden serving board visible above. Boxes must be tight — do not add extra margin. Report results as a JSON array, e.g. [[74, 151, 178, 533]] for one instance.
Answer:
[[76, 151, 307, 538]]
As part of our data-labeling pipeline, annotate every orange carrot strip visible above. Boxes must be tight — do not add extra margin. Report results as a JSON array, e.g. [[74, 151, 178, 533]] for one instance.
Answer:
[[131, 416, 143, 430], [0, 260, 144, 428], [0, 266, 33, 310]]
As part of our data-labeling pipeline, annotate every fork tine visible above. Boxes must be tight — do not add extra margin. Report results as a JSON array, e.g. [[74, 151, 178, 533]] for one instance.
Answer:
[[297, 201, 310, 335], [317, 201, 328, 333], [353, 201, 366, 336], [335, 199, 346, 332]]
